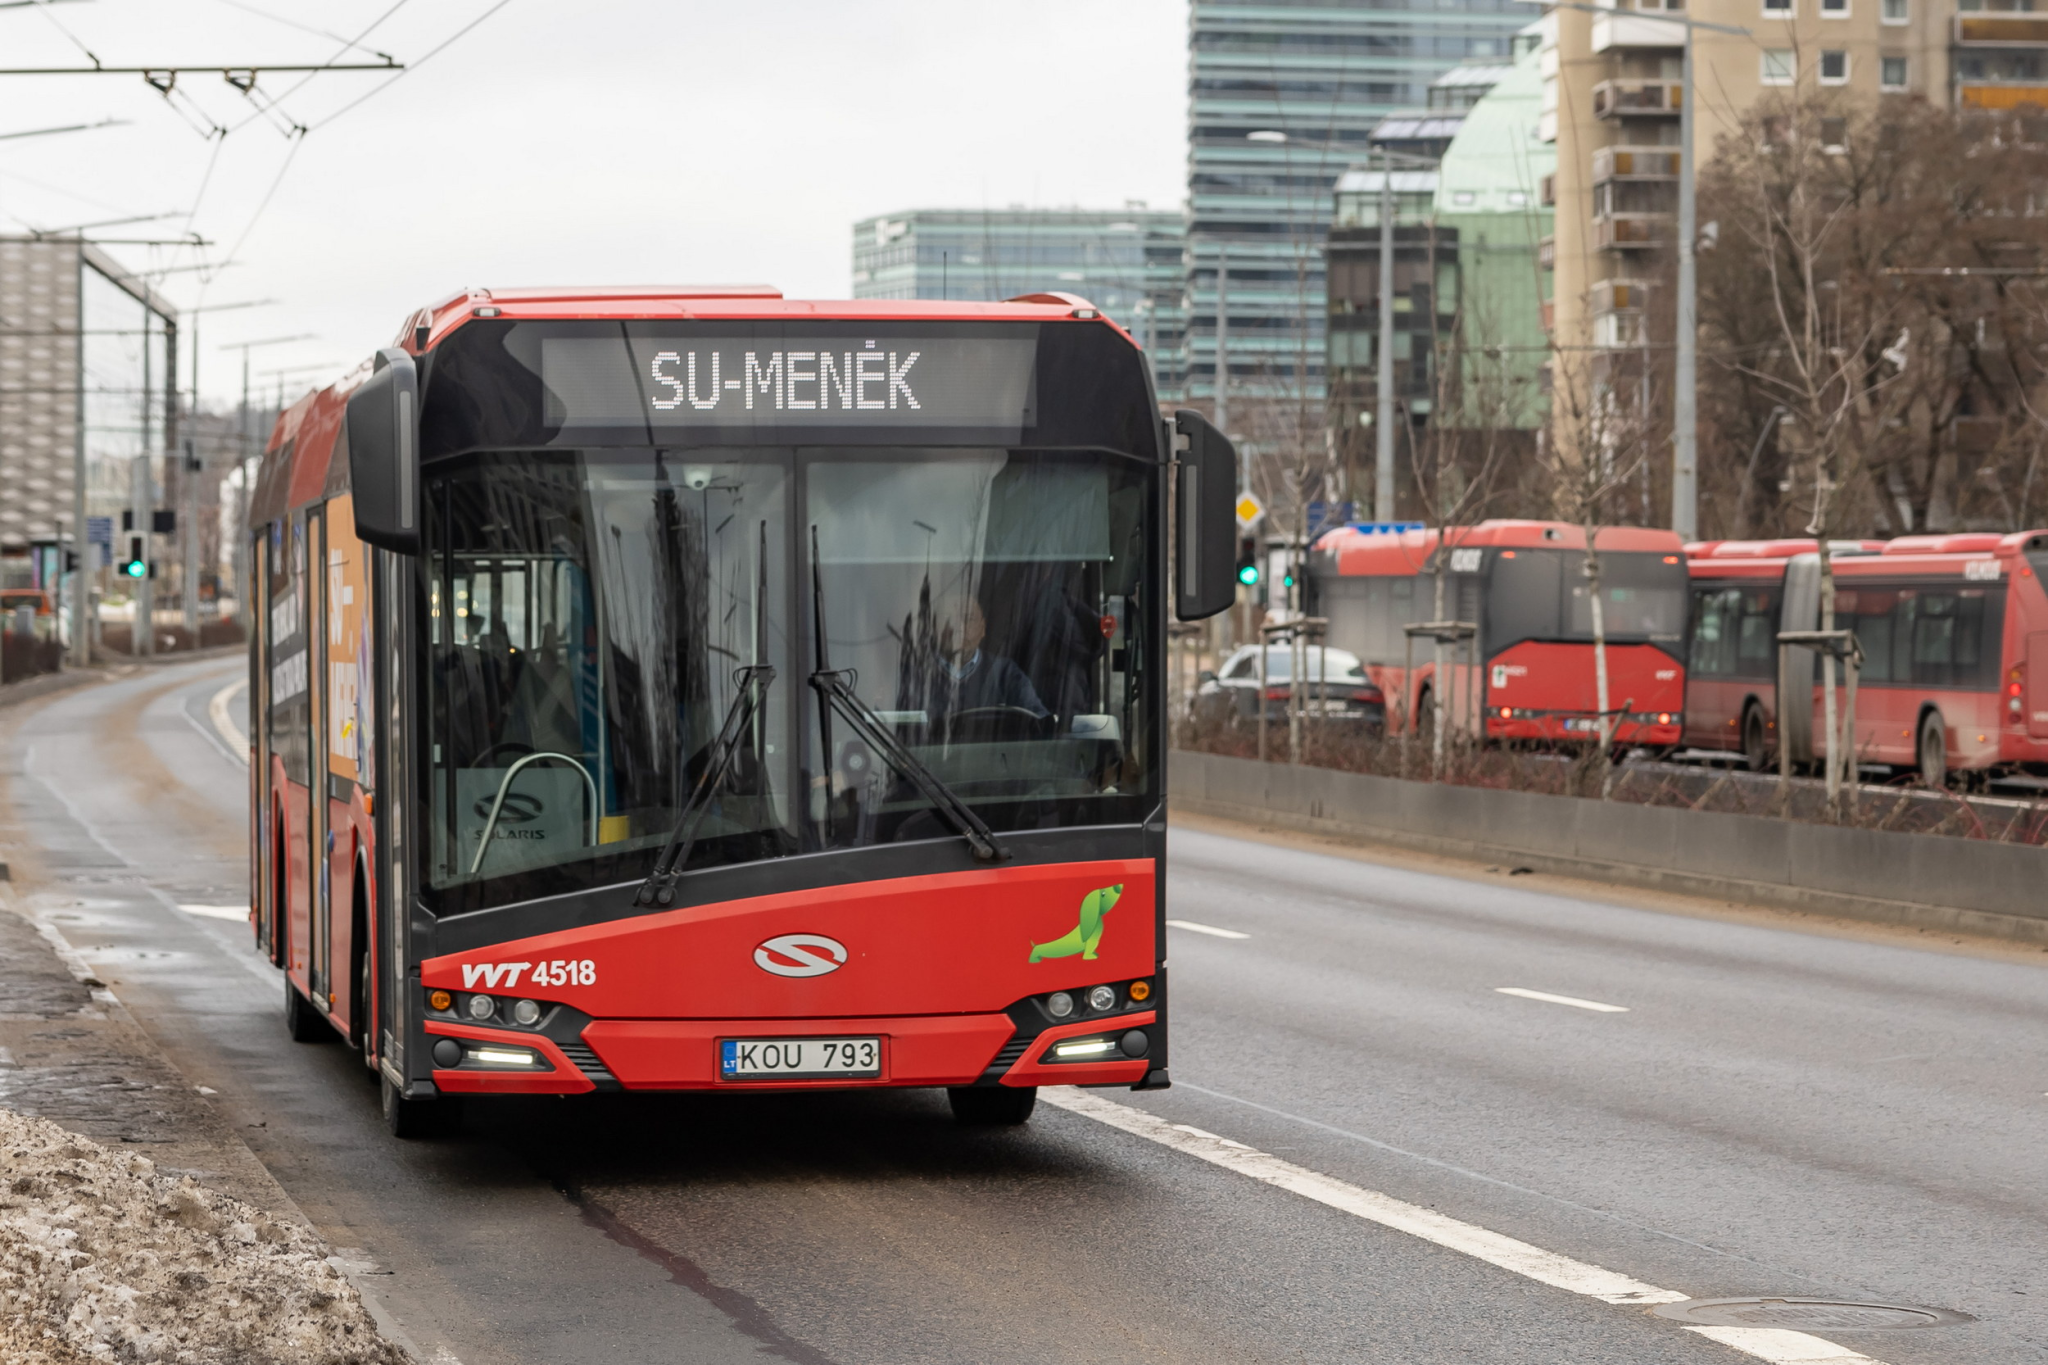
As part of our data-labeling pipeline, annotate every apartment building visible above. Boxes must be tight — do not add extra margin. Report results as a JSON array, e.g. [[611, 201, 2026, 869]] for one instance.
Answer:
[[1184, 0, 1527, 413], [1539, 0, 1959, 356]]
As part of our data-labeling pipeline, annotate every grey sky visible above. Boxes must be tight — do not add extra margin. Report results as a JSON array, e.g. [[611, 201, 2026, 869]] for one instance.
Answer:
[[0, 1, 1184, 410]]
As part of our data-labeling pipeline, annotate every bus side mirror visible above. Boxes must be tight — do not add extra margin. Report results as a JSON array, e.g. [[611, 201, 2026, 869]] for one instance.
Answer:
[[346, 347, 420, 553], [1173, 408, 1238, 621]]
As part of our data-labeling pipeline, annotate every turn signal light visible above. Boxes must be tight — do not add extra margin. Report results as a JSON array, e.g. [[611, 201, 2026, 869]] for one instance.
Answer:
[[1129, 979, 1152, 1002], [427, 989, 452, 1012]]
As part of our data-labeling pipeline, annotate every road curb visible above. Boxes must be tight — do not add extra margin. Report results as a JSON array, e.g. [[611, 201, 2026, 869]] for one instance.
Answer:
[[1170, 751, 2048, 949]]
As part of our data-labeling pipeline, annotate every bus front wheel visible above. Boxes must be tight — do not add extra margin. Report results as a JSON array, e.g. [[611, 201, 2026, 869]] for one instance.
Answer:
[[382, 1075, 459, 1139], [1917, 711, 1949, 789], [948, 1085, 1037, 1126], [1741, 704, 1769, 772]]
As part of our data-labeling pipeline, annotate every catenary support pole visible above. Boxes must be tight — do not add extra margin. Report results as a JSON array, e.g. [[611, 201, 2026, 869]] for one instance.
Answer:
[[1672, 26, 1699, 541], [1376, 149, 1397, 523]]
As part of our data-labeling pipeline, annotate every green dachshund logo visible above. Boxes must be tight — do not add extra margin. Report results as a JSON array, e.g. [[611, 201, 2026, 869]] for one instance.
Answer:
[[1029, 883, 1124, 963]]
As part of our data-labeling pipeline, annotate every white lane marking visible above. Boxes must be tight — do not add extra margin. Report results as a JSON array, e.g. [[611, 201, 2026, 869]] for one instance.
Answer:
[[1166, 919, 1251, 939], [1041, 1089, 1888, 1365], [179, 903, 251, 921], [208, 676, 249, 766], [1496, 986, 1630, 1013]]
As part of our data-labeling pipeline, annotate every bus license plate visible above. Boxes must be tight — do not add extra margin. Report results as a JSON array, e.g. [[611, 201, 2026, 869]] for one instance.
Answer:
[[720, 1036, 881, 1081]]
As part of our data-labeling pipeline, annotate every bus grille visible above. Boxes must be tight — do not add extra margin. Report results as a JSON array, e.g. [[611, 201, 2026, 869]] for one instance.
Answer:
[[558, 1040, 616, 1085], [977, 1035, 1031, 1083]]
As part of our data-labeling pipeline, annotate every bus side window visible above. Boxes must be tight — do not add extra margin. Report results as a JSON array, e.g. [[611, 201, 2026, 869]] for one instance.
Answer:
[[1690, 587, 1734, 677], [1736, 590, 1779, 677]]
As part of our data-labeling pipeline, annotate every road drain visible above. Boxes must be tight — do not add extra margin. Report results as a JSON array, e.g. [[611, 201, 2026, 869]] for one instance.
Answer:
[[1655, 1298, 1972, 1331]]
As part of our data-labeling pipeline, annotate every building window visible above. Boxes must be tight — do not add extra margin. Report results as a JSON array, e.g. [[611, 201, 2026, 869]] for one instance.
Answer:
[[1762, 48, 1796, 83], [1822, 0, 1848, 13], [1763, 0, 1793, 14], [1820, 49, 1849, 82], [1882, 0, 1908, 21], [1881, 54, 1909, 87]]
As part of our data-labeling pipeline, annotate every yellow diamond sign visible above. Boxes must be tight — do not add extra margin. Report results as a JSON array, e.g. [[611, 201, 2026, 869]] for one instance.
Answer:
[[1235, 491, 1265, 529]]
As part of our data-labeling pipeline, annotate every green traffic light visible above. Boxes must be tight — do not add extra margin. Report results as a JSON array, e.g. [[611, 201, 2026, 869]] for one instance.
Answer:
[[124, 560, 146, 579], [1237, 563, 1259, 587]]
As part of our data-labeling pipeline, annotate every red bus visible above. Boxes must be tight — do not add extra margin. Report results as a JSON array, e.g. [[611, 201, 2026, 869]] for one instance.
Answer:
[[246, 285, 1239, 1136], [1684, 532, 2048, 782], [1308, 520, 1689, 747]]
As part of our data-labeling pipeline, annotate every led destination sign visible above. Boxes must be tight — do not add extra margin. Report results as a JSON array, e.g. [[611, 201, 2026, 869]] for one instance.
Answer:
[[541, 333, 1039, 437]]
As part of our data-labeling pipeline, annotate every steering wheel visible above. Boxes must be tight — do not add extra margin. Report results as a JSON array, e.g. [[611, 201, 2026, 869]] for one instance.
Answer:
[[937, 706, 1049, 744]]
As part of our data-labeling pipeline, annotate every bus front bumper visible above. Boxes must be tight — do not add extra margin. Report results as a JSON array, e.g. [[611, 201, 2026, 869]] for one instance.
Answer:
[[426, 1009, 1157, 1094]]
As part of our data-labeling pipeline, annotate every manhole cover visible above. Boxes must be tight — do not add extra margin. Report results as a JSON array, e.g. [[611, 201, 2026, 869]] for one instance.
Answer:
[[1655, 1298, 1972, 1331]]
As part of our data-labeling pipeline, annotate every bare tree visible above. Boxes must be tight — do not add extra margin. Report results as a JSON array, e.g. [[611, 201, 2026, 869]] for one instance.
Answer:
[[1543, 346, 1659, 798]]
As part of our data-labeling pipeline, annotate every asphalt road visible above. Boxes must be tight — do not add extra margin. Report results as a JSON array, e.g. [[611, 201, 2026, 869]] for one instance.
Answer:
[[2, 656, 2043, 1365]]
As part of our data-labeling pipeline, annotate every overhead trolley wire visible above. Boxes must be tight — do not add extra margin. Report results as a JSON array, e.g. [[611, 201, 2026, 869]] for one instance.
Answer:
[[307, 0, 515, 131]]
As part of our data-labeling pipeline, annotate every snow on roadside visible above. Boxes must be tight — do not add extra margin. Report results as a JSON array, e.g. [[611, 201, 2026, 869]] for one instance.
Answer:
[[0, 1107, 409, 1365]]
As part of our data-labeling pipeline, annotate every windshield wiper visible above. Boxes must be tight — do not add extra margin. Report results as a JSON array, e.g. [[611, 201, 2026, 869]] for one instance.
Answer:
[[636, 517, 778, 909], [634, 663, 776, 908], [808, 525, 1009, 865]]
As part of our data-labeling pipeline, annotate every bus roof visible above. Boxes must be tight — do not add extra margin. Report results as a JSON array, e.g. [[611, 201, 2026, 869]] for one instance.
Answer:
[[1685, 538, 1886, 564], [1690, 532, 2048, 568], [391, 286, 1134, 355], [1316, 519, 1683, 577]]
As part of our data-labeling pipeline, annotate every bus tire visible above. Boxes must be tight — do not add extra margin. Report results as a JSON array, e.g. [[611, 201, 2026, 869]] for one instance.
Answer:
[[947, 1085, 1037, 1126], [1741, 704, 1769, 772], [1916, 710, 1949, 789], [284, 976, 330, 1043], [382, 1074, 457, 1140]]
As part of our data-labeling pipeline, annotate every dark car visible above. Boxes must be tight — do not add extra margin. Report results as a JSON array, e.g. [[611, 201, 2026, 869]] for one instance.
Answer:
[[1192, 645, 1386, 730]]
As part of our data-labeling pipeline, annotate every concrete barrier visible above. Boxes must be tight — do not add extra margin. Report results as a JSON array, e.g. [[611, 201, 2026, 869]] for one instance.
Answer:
[[1168, 751, 2048, 945]]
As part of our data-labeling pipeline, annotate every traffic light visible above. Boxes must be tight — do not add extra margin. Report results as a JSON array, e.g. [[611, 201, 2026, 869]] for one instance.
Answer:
[[1236, 537, 1259, 587], [121, 535, 146, 579]]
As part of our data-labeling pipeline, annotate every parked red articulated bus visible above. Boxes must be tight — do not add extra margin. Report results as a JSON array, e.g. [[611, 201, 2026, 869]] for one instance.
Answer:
[[246, 285, 1241, 1136], [1685, 532, 2048, 781], [1309, 520, 1688, 747]]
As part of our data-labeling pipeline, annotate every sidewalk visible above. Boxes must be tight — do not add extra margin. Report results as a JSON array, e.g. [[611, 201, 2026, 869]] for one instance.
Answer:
[[0, 886, 412, 1362]]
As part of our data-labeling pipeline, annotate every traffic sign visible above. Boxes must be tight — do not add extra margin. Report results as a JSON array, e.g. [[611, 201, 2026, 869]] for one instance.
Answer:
[[1235, 491, 1265, 530]]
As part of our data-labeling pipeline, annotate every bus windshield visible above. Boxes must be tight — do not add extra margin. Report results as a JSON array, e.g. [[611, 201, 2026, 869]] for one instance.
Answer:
[[1485, 548, 1687, 656], [422, 446, 1153, 911]]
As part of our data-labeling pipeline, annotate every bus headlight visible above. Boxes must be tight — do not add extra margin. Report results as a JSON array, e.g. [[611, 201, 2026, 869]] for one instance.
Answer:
[[1087, 985, 1117, 1012], [1052, 1036, 1118, 1059], [466, 994, 496, 1021], [1046, 991, 1075, 1018], [511, 999, 541, 1026]]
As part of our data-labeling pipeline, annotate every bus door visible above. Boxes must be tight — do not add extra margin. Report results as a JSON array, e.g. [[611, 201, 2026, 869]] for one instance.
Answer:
[[2029, 632, 2048, 738], [307, 506, 331, 1008], [267, 513, 314, 984]]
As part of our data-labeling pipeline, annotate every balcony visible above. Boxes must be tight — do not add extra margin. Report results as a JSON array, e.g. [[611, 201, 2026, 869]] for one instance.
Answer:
[[1592, 79, 1682, 119], [1593, 213, 1670, 249], [1592, 145, 1680, 183], [1956, 14, 2048, 45], [1589, 279, 1650, 315], [1959, 82, 2048, 110], [1592, 10, 1688, 52]]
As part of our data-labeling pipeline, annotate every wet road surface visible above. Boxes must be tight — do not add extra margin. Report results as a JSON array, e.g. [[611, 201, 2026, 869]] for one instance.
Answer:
[[2, 657, 2043, 1365]]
